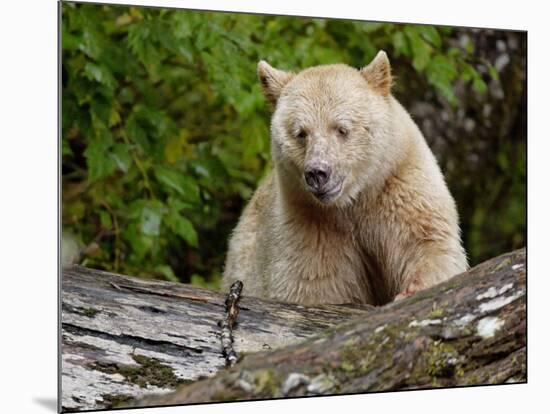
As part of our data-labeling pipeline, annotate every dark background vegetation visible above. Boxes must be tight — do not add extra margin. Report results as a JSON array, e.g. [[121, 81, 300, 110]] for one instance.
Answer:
[[61, 2, 526, 288]]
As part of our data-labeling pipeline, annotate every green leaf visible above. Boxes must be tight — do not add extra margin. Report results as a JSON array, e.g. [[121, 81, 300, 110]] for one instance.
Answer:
[[190, 272, 220, 290], [140, 204, 163, 236], [460, 63, 479, 82], [487, 63, 499, 81], [425, 55, 459, 105], [110, 143, 133, 173], [427, 55, 458, 81], [126, 199, 147, 220], [84, 138, 116, 182], [429, 78, 458, 106], [172, 12, 193, 39], [392, 31, 409, 57], [126, 115, 149, 153], [127, 20, 161, 68], [62, 139, 73, 157], [79, 28, 102, 60], [62, 28, 81, 51], [122, 222, 154, 261], [361, 22, 384, 34], [154, 166, 200, 203], [405, 27, 432, 71], [99, 210, 113, 229], [155, 264, 179, 282], [91, 99, 112, 126], [118, 87, 135, 104], [166, 212, 198, 247], [416, 26, 442, 48], [473, 76, 488, 94], [190, 273, 218, 289], [83, 62, 117, 91], [190, 273, 206, 286]]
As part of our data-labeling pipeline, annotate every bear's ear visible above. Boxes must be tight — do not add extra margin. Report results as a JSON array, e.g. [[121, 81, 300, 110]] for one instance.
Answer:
[[257, 60, 294, 106], [360, 50, 393, 96]]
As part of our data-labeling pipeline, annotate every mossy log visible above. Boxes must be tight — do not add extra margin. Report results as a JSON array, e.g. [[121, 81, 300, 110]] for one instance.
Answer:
[[61, 249, 525, 412]]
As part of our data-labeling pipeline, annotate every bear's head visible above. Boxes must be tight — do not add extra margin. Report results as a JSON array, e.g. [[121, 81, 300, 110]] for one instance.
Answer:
[[258, 51, 401, 208]]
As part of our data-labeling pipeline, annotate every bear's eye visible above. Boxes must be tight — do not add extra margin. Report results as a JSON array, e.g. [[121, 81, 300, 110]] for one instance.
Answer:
[[296, 129, 307, 140], [337, 126, 349, 138]]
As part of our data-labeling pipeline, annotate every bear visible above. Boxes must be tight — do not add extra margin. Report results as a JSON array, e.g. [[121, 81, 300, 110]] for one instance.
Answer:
[[222, 51, 468, 306]]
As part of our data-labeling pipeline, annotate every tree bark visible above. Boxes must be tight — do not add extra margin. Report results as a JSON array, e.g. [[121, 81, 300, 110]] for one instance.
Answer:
[[61, 248, 525, 412]]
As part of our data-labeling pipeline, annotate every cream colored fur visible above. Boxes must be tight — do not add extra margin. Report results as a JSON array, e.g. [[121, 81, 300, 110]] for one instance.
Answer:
[[222, 51, 468, 306]]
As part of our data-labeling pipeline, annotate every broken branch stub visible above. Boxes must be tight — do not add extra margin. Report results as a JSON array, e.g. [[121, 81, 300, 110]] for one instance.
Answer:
[[220, 280, 244, 366]]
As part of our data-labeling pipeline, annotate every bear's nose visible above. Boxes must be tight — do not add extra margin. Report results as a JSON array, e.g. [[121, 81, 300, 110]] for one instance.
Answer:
[[304, 165, 331, 190]]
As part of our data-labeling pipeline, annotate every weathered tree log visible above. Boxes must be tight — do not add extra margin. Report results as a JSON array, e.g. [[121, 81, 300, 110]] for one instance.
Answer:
[[62, 249, 525, 412], [133, 248, 526, 408], [61, 265, 372, 411]]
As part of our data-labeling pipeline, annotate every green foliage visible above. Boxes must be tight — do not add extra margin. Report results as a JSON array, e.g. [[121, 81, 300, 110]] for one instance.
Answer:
[[61, 2, 514, 287]]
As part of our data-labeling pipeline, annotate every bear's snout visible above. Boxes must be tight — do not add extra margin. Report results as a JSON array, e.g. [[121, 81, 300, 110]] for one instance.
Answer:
[[303, 163, 343, 203], [304, 164, 331, 191]]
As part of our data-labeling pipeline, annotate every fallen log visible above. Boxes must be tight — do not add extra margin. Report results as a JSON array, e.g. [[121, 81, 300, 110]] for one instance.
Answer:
[[61, 265, 372, 411], [61, 248, 526, 412]]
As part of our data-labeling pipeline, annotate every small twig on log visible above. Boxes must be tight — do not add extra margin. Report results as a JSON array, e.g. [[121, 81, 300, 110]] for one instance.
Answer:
[[219, 280, 243, 366]]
